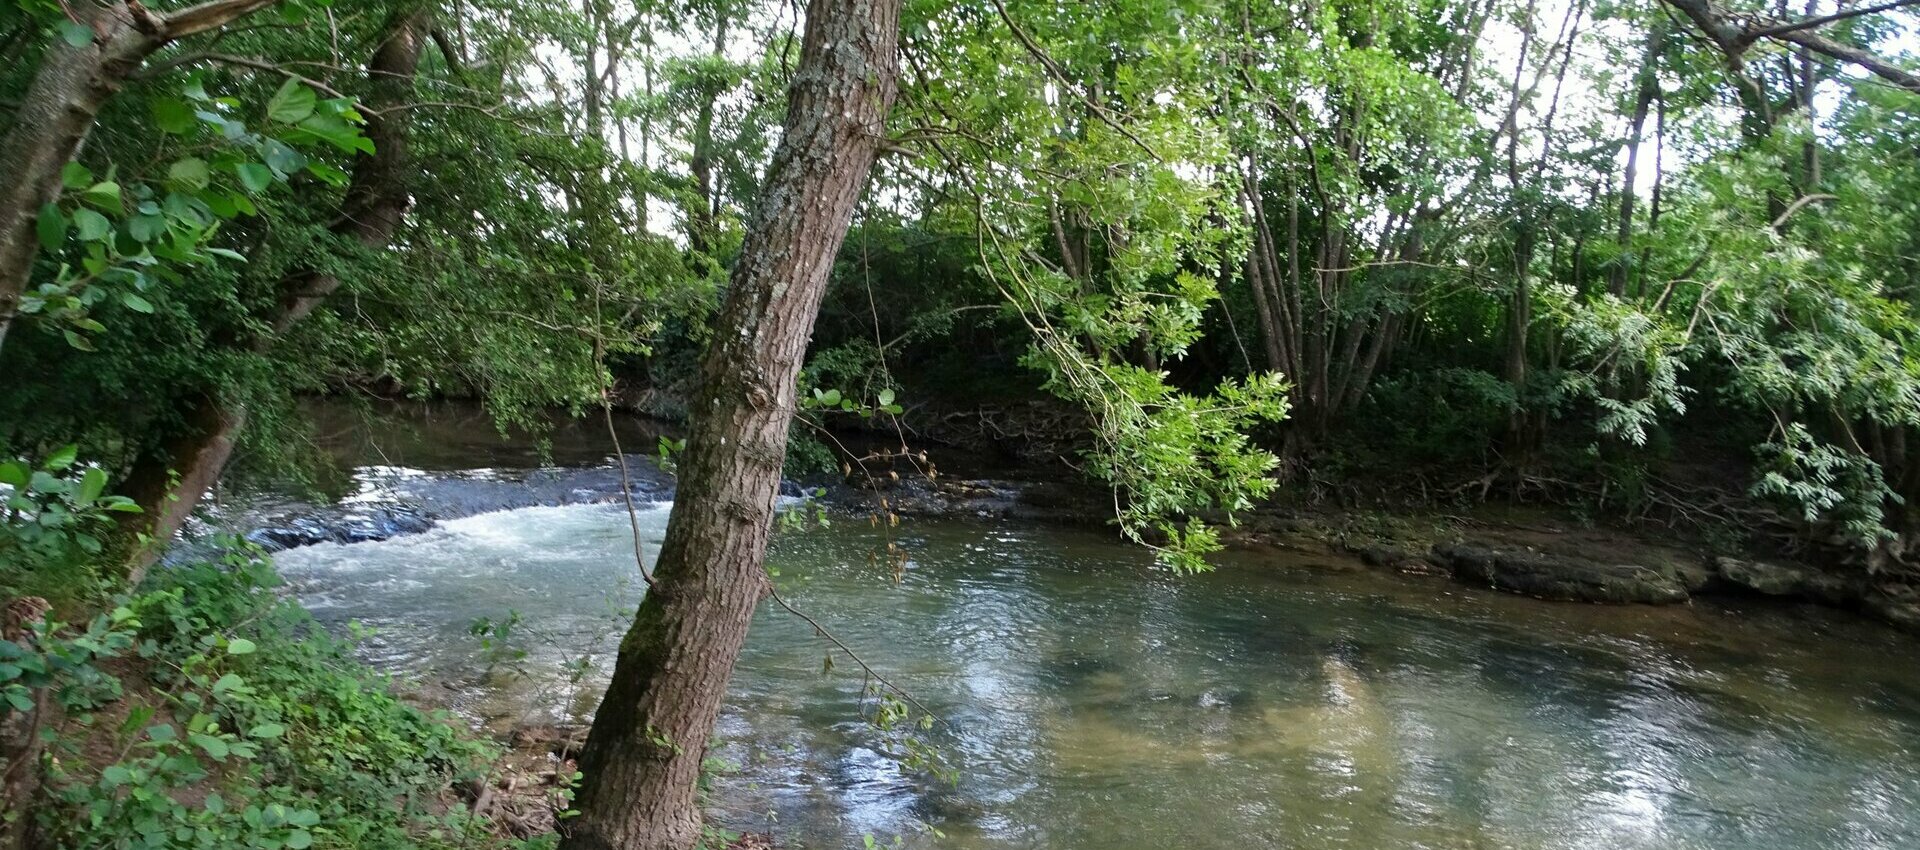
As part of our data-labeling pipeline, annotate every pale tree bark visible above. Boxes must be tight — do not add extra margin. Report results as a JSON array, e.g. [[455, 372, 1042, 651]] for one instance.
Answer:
[[1612, 22, 1661, 298], [0, 0, 281, 352], [1661, 0, 1920, 96], [559, 1, 901, 848], [120, 5, 431, 582]]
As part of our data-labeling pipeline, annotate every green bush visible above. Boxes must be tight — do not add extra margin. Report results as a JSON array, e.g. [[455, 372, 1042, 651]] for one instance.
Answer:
[[2, 546, 537, 850]]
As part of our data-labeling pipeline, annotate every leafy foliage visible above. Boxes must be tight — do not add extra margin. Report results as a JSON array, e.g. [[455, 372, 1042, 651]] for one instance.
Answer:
[[7, 549, 524, 850]]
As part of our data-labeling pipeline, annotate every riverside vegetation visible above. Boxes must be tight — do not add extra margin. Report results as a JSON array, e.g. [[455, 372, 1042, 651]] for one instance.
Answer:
[[3, 0, 1920, 848]]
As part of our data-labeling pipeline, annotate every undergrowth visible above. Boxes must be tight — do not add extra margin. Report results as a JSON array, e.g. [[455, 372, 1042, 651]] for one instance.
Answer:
[[2, 546, 548, 850]]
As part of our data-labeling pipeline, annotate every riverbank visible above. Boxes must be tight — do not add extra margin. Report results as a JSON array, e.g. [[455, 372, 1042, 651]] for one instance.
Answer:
[[825, 471, 1920, 634], [207, 393, 1920, 637]]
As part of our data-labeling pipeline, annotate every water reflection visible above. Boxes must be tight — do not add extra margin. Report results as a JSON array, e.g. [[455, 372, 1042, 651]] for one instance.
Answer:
[[276, 502, 1920, 849]]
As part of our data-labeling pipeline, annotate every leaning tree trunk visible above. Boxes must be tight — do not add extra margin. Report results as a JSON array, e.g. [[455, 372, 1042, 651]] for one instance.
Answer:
[[560, 2, 900, 848], [0, 0, 281, 353], [120, 5, 430, 582]]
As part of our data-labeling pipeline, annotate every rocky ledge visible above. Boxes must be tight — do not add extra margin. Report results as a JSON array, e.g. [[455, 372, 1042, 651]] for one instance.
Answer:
[[1352, 538, 1920, 633]]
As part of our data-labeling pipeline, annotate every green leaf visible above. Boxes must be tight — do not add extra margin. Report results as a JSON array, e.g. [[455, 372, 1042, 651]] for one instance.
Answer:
[[212, 672, 244, 694], [127, 214, 165, 243], [167, 157, 211, 190], [80, 181, 123, 215], [225, 638, 256, 656], [60, 162, 94, 190], [305, 160, 350, 186], [152, 97, 194, 134], [35, 205, 67, 253], [203, 192, 240, 219], [266, 79, 317, 124], [77, 467, 107, 504], [292, 113, 364, 153], [188, 732, 229, 759], [877, 388, 896, 407], [262, 140, 305, 176], [73, 208, 112, 242], [285, 829, 313, 850], [0, 462, 25, 487], [57, 20, 93, 47], [235, 163, 275, 193], [247, 722, 285, 739], [121, 292, 154, 313], [46, 445, 77, 470]]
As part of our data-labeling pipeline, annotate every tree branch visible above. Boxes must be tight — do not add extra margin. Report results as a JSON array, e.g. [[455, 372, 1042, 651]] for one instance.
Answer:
[[1748, 0, 1920, 40], [134, 52, 349, 99], [1768, 26, 1920, 95], [156, 0, 281, 41]]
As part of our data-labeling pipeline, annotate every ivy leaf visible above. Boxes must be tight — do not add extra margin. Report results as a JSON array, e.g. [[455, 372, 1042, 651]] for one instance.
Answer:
[[35, 205, 67, 253], [266, 79, 317, 124]]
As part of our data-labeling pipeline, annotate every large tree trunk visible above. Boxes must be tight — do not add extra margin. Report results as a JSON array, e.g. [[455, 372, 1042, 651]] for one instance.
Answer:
[[560, 2, 900, 848], [119, 6, 430, 583], [0, 0, 280, 353]]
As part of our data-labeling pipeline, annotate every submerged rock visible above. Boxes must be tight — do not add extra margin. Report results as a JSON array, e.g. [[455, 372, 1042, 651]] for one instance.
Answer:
[[244, 505, 435, 551], [1712, 556, 1861, 605], [1433, 542, 1692, 604]]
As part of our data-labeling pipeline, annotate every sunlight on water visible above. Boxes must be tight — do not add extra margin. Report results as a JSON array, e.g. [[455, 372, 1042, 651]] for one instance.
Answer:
[[276, 502, 1920, 849]]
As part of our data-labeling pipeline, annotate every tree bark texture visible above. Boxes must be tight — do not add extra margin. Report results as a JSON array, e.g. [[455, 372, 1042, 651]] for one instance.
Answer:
[[560, 1, 901, 848]]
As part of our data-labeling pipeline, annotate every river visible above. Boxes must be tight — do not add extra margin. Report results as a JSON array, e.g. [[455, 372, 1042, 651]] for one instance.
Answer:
[[251, 402, 1920, 849]]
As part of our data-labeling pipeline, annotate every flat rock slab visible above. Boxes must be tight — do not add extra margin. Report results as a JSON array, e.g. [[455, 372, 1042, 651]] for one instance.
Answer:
[[1434, 543, 1693, 604]]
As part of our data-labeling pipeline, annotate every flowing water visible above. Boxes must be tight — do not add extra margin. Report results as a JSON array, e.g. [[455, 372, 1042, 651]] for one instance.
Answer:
[[269, 477, 1920, 850]]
